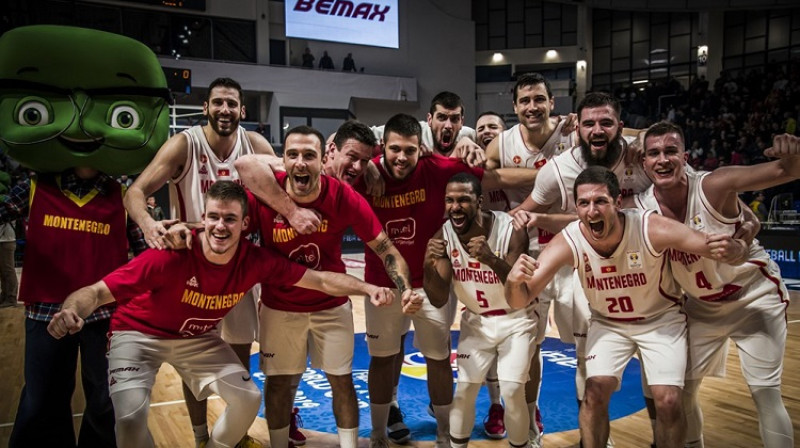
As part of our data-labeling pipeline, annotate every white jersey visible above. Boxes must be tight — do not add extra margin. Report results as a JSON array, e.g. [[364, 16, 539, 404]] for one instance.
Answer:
[[562, 209, 682, 320], [496, 120, 574, 208], [442, 211, 514, 314], [634, 170, 781, 303], [169, 125, 255, 222], [531, 136, 650, 214]]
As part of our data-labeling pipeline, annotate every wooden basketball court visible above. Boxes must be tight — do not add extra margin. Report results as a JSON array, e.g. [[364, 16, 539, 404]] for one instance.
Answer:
[[1, 264, 798, 447]]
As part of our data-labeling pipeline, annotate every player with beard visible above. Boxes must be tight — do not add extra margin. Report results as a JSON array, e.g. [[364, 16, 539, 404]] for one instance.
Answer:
[[506, 166, 748, 448], [363, 113, 536, 448], [423, 173, 534, 448], [234, 125, 417, 448], [510, 92, 650, 447], [632, 123, 798, 448], [125, 77, 320, 448]]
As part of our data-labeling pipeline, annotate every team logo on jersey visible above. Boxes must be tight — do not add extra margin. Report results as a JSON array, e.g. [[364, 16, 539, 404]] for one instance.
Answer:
[[468, 260, 481, 269], [535, 159, 547, 169], [386, 218, 415, 241], [513, 155, 522, 165], [626, 251, 642, 269], [600, 265, 616, 274], [583, 253, 592, 272], [451, 248, 460, 258], [199, 165, 209, 175], [691, 215, 704, 230], [186, 276, 199, 287], [288, 243, 322, 269], [200, 154, 208, 164], [217, 168, 231, 177]]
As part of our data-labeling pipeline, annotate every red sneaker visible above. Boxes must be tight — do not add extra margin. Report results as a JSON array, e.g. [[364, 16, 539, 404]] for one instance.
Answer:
[[289, 407, 306, 446], [483, 403, 506, 439]]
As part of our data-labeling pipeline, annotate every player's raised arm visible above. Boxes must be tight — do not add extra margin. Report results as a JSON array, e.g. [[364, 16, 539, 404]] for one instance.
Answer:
[[423, 229, 453, 309], [505, 233, 572, 309]]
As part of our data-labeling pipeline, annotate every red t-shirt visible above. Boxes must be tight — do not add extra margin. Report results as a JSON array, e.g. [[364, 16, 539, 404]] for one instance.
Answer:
[[105, 231, 306, 338], [362, 154, 483, 288], [248, 173, 382, 311]]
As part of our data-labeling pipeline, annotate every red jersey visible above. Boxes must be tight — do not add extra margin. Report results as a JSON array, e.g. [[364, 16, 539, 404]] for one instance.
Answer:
[[248, 173, 382, 312], [19, 175, 128, 304], [104, 231, 306, 338], [363, 154, 483, 288]]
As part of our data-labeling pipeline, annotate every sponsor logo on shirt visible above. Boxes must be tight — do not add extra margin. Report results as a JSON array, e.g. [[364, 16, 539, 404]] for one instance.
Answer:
[[186, 276, 199, 287], [288, 243, 322, 270], [385, 218, 415, 241]]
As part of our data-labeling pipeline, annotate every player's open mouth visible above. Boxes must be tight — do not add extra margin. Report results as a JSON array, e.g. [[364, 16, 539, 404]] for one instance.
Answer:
[[589, 220, 605, 234], [590, 138, 608, 150], [450, 213, 467, 228], [294, 174, 310, 187], [654, 167, 674, 178], [481, 136, 493, 146], [211, 232, 230, 241], [440, 131, 453, 148], [344, 168, 358, 181]]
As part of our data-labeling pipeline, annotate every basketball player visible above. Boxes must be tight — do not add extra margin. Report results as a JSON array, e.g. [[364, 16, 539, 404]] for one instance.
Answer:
[[362, 113, 534, 448], [505, 166, 749, 448], [484, 73, 577, 445], [423, 173, 533, 448], [48, 181, 394, 448], [234, 125, 417, 448], [124, 78, 318, 447], [475, 112, 506, 151], [634, 123, 799, 448]]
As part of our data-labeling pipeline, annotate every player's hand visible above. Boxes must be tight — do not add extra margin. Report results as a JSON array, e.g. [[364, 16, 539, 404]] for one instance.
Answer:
[[511, 210, 532, 231], [368, 287, 395, 307], [47, 308, 84, 339], [764, 133, 800, 175], [467, 235, 494, 264], [452, 138, 487, 168], [401, 289, 423, 314], [425, 238, 448, 266], [732, 219, 758, 244], [286, 207, 321, 235], [561, 113, 578, 135], [624, 133, 645, 165], [162, 223, 192, 250], [418, 142, 434, 158], [508, 254, 538, 283], [144, 218, 179, 250], [706, 233, 749, 265], [364, 160, 386, 197]]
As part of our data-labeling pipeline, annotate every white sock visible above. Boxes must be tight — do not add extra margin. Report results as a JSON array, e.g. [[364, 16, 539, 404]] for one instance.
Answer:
[[370, 402, 390, 438], [432, 403, 452, 440], [338, 427, 359, 448], [268, 425, 289, 448], [193, 423, 210, 447]]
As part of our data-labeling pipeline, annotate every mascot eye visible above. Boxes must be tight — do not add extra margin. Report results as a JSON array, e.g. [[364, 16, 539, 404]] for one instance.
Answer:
[[110, 105, 140, 129], [17, 101, 50, 126]]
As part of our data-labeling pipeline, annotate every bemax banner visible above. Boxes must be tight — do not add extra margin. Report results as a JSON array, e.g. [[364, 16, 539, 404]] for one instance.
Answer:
[[286, 0, 399, 49]]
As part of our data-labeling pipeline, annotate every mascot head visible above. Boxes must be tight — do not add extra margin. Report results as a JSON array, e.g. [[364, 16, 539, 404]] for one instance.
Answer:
[[0, 25, 171, 175]]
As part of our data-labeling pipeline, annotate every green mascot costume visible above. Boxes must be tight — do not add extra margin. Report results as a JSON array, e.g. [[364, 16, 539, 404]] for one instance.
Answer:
[[0, 25, 169, 448]]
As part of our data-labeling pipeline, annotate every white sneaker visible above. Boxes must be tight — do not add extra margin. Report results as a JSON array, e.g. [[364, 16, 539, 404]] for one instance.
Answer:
[[606, 435, 615, 447], [529, 429, 543, 448]]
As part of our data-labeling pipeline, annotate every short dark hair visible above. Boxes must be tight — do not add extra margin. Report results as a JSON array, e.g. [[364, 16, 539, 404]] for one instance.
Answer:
[[644, 121, 686, 147], [513, 73, 552, 102], [285, 125, 326, 157], [429, 91, 464, 116], [577, 92, 621, 121], [334, 120, 377, 150], [574, 166, 620, 203], [207, 77, 243, 102], [384, 113, 422, 143], [476, 111, 506, 128], [206, 180, 248, 217], [447, 172, 482, 197]]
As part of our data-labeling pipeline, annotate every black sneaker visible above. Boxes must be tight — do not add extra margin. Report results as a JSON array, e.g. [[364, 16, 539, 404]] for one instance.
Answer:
[[387, 404, 411, 444]]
